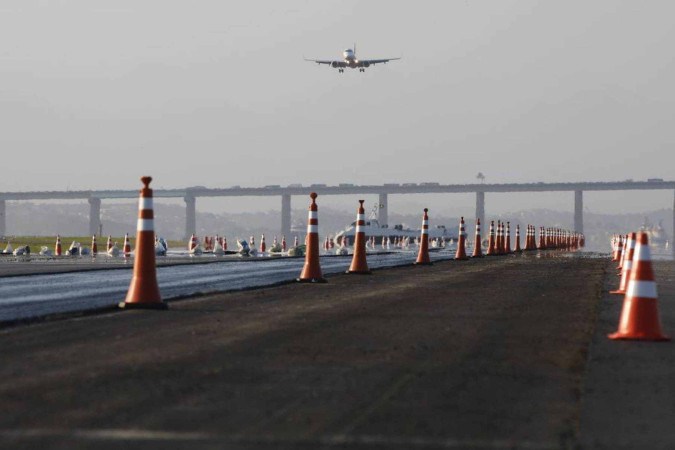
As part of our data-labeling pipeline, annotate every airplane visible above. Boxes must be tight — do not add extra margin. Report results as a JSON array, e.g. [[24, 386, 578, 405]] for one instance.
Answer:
[[304, 44, 401, 73]]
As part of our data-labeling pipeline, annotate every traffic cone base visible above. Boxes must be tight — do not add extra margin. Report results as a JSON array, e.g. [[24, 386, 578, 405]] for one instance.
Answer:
[[608, 299, 669, 341], [296, 276, 327, 283], [118, 300, 168, 310]]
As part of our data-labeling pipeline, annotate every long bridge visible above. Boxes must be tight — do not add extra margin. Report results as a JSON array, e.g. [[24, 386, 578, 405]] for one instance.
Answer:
[[1, 180, 673, 245]]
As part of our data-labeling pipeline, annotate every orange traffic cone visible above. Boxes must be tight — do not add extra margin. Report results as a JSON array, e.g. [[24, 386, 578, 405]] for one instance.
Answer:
[[188, 234, 197, 252], [222, 237, 227, 251], [455, 216, 469, 260], [106, 235, 113, 252], [415, 208, 432, 265], [493, 221, 501, 255], [55, 235, 62, 256], [281, 236, 287, 252], [472, 218, 483, 258], [123, 233, 131, 257], [514, 224, 522, 252], [608, 232, 669, 341], [495, 220, 504, 255], [297, 193, 326, 282], [91, 235, 98, 256], [533, 225, 539, 250], [526, 225, 533, 251], [617, 234, 627, 273], [612, 235, 623, 261], [505, 222, 512, 254], [533, 225, 540, 250], [486, 221, 496, 256], [260, 234, 266, 253], [120, 176, 166, 309], [347, 200, 371, 274], [611, 232, 636, 295]]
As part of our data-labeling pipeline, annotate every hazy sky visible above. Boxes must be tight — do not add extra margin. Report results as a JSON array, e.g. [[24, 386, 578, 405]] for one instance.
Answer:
[[1, 0, 674, 215]]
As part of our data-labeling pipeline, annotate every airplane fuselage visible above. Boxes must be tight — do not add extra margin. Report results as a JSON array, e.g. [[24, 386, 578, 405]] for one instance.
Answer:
[[342, 49, 359, 68]]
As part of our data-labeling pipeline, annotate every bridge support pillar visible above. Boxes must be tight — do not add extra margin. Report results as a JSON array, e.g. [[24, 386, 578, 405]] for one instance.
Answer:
[[378, 193, 388, 227], [574, 190, 583, 233], [475, 191, 485, 227], [88, 197, 101, 237], [184, 195, 196, 240], [281, 194, 291, 240], [0, 199, 5, 237]]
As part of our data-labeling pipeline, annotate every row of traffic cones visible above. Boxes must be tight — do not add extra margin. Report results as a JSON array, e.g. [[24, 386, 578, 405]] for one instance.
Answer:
[[116, 183, 588, 310], [474, 221, 584, 257], [608, 231, 669, 341], [297, 194, 584, 282], [50, 234, 131, 257]]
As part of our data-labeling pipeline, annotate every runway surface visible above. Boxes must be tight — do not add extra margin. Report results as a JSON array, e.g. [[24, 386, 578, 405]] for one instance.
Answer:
[[0, 250, 453, 322], [0, 255, 672, 449]]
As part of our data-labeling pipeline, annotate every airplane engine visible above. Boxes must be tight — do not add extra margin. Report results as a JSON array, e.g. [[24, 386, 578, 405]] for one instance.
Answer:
[[331, 61, 339, 68], [363, 61, 370, 68]]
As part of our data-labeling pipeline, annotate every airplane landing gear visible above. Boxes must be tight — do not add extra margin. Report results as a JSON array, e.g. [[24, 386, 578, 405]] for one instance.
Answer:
[[338, 68, 344, 73], [359, 68, 365, 72]]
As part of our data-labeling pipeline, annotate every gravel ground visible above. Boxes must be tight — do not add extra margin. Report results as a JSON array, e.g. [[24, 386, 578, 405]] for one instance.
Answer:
[[0, 254, 640, 449]]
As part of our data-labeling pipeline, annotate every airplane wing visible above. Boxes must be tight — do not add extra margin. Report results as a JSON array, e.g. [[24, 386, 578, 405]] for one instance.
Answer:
[[359, 57, 401, 66], [304, 58, 345, 67]]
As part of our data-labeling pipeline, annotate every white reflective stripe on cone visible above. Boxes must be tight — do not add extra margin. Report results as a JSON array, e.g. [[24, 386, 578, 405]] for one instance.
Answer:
[[308, 211, 318, 219], [632, 244, 653, 261], [137, 219, 154, 231], [138, 197, 153, 210], [307, 225, 318, 233], [357, 214, 365, 220], [626, 280, 658, 299]]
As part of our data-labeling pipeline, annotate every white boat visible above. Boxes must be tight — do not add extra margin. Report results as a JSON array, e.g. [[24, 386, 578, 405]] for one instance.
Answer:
[[334, 205, 456, 244], [640, 218, 669, 247]]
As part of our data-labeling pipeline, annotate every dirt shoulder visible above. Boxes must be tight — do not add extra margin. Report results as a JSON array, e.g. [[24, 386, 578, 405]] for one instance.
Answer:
[[0, 254, 606, 449]]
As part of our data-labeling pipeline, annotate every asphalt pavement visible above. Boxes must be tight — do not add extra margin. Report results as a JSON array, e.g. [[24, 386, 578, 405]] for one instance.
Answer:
[[0, 254, 672, 449]]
